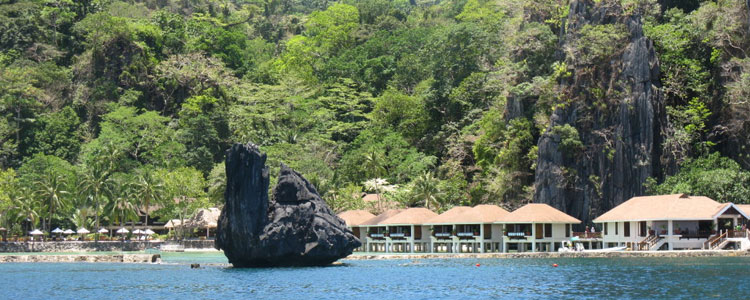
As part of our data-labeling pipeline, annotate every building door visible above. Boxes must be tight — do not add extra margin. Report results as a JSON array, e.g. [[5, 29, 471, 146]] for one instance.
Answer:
[[718, 218, 734, 231], [639, 221, 647, 237], [535, 224, 543, 239]]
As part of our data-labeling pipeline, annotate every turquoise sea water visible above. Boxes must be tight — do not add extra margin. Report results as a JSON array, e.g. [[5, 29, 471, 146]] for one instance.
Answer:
[[1, 253, 749, 299]]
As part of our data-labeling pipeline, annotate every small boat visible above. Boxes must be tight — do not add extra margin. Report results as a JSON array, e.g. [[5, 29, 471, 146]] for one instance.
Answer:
[[159, 242, 185, 252], [558, 240, 625, 253]]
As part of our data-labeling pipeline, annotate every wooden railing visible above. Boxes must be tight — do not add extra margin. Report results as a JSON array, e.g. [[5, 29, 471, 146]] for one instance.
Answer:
[[573, 232, 602, 239], [636, 235, 661, 251], [705, 231, 727, 250], [727, 229, 748, 238]]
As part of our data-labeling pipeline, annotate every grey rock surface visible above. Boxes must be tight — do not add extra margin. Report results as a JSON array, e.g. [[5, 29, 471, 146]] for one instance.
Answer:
[[215, 143, 360, 267], [534, 0, 668, 227]]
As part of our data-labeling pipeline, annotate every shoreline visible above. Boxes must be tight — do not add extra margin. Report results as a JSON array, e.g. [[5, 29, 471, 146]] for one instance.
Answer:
[[0, 240, 216, 253], [0, 253, 161, 263], [345, 249, 750, 260], [3, 249, 749, 264]]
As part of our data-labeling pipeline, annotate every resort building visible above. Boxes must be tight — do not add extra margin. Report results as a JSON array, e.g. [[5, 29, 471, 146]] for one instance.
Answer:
[[379, 208, 438, 253], [450, 205, 510, 253], [498, 203, 581, 252], [360, 209, 403, 252], [337, 210, 376, 252], [424, 206, 472, 253], [593, 194, 750, 250]]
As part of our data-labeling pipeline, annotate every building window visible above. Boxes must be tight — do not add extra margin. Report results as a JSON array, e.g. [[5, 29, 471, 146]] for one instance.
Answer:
[[544, 224, 552, 238], [604, 223, 608, 235], [565, 224, 570, 237], [615, 222, 618, 235], [624, 222, 630, 237]]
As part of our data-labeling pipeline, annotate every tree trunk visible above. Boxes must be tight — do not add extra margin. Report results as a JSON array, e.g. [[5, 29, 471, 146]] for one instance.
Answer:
[[94, 196, 100, 242], [144, 197, 149, 228]]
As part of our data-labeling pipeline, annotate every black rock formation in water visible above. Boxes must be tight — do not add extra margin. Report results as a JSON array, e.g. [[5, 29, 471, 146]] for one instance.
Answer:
[[215, 143, 360, 267], [534, 0, 669, 227]]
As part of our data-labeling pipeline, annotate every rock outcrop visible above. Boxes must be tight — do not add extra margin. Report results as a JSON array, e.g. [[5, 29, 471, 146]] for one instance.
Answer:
[[534, 0, 668, 227], [215, 143, 360, 267]]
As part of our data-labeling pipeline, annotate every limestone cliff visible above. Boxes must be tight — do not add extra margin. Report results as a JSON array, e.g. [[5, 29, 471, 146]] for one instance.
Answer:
[[534, 0, 668, 227]]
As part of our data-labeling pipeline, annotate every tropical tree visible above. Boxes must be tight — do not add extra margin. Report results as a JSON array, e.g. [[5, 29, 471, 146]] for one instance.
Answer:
[[69, 207, 96, 230], [0, 169, 16, 234], [11, 187, 39, 236], [157, 167, 207, 240], [131, 169, 164, 227], [33, 170, 70, 232], [79, 165, 109, 238], [105, 173, 138, 229], [324, 183, 365, 213], [363, 178, 397, 212], [411, 171, 443, 211]]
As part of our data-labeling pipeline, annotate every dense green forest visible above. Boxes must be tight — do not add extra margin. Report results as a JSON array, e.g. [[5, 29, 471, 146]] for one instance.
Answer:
[[1, 0, 749, 234]]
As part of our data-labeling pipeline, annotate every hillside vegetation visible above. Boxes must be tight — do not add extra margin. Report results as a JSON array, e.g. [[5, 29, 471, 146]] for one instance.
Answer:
[[1, 0, 749, 233]]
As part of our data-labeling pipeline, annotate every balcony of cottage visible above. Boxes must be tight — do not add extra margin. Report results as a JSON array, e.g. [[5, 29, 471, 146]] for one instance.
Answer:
[[572, 232, 602, 239], [367, 227, 388, 240], [387, 226, 412, 239], [431, 225, 453, 239], [455, 224, 481, 239], [505, 224, 532, 240]]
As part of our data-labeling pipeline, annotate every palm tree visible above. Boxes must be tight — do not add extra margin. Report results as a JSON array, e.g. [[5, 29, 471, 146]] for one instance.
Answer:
[[364, 178, 397, 212], [70, 207, 95, 230], [80, 166, 109, 240], [411, 171, 443, 211], [11, 188, 39, 236], [33, 171, 69, 232], [105, 175, 138, 230], [363, 150, 386, 178], [131, 170, 163, 227]]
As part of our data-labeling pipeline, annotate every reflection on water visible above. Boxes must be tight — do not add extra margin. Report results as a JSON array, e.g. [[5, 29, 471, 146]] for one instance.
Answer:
[[2, 254, 749, 299]]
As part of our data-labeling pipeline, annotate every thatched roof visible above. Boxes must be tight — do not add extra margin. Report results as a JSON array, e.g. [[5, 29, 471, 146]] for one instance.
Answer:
[[187, 207, 221, 228], [499, 203, 580, 224], [453, 205, 510, 224], [380, 208, 438, 225], [424, 206, 472, 224], [594, 194, 746, 222], [360, 209, 404, 226], [164, 219, 182, 229], [337, 210, 376, 226]]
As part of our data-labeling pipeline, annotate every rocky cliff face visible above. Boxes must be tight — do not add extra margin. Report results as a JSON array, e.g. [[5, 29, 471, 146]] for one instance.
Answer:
[[534, 0, 667, 227], [215, 143, 360, 267]]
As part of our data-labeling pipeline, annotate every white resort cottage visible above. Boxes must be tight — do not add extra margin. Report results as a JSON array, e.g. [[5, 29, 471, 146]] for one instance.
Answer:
[[335, 193, 750, 254], [378, 208, 438, 253], [594, 194, 750, 250], [425, 205, 509, 253], [337, 210, 376, 252], [498, 203, 581, 253]]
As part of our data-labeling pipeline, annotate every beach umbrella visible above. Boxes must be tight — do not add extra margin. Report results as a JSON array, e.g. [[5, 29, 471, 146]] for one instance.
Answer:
[[116, 228, 129, 242], [142, 229, 155, 241], [63, 229, 75, 235], [29, 229, 43, 244], [77, 228, 90, 235], [51, 228, 63, 240], [97, 228, 109, 234], [132, 229, 144, 241]]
